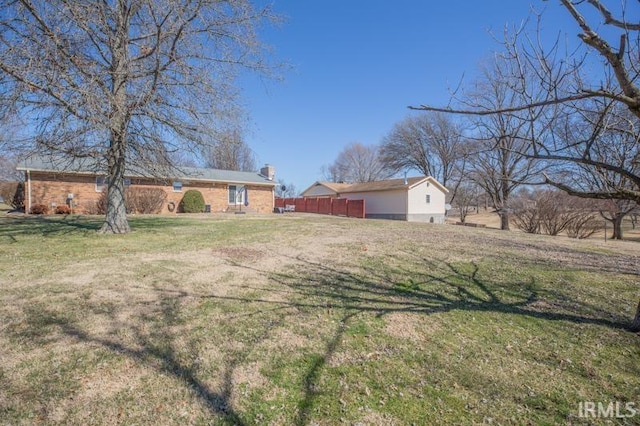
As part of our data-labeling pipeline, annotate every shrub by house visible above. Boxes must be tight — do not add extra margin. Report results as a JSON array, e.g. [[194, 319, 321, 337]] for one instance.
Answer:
[[180, 189, 205, 213]]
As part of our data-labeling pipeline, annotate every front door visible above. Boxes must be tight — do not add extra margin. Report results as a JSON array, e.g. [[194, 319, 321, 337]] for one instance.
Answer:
[[228, 185, 244, 205]]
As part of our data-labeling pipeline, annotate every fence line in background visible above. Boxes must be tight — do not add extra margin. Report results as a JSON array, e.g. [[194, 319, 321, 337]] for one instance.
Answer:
[[275, 197, 365, 219]]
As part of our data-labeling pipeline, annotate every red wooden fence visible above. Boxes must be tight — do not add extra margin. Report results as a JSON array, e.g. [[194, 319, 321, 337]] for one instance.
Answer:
[[274, 197, 365, 219], [318, 197, 332, 215], [332, 198, 348, 216], [347, 199, 365, 219], [294, 198, 306, 212], [306, 197, 319, 213]]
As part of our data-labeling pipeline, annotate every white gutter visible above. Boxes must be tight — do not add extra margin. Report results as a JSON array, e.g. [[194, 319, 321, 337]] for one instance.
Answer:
[[405, 187, 409, 221], [26, 170, 32, 214]]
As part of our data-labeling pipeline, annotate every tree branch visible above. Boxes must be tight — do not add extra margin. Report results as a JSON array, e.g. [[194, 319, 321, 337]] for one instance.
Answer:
[[584, 0, 640, 30], [409, 92, 595, 115], [543, 173, 640, 202]]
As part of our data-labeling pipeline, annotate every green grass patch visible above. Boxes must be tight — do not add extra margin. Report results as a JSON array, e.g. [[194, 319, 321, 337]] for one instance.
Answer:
[[0, 213, 638, 424]]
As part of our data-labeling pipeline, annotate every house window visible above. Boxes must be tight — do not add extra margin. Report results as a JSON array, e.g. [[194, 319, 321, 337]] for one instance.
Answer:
[[96, 177, 130, 192], [228, 185, 244, 204], [426, 194, 431, 204], [172, 181, 182, 192], [96, 176, 108, 192]]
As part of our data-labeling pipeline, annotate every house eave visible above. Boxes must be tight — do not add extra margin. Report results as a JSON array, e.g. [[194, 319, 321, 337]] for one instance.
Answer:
[[408, 176, 449, 193], [17, 167, 277, 187]]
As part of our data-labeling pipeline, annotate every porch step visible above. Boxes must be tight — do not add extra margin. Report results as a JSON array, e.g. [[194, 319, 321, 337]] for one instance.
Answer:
[[224, 205, 258, 214]]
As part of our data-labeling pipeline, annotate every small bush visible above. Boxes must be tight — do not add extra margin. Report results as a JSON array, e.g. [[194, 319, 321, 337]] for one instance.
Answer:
[[512, 208, 540, 234], [55, 205, 71, 214], [126, 187, 166, 214], [511, 198, 540, 234], [92, 191, 107, 215], [536, 191, 576, 236], [180, 189, 205, 213], [30, 204, 49, 215], [566, 214, 601, 239], [511, 189, 604, 239], [83, 199, 100, 215], [92, 187, 168, 215]]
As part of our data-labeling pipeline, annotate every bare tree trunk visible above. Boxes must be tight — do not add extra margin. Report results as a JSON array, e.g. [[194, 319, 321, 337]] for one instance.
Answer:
[[100, 4, 130, 234], [100, 134, 130, 234], [611, 214, 624, 240], [500, 211, 510, 231], [631, 299, 640, 332]]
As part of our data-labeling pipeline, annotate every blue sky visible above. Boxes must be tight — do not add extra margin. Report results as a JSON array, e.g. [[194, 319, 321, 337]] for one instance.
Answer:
[[241, 1, 627, 192]]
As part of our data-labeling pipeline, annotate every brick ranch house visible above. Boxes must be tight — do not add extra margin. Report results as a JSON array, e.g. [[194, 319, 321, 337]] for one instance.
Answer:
[[17, 156, 277, 215]]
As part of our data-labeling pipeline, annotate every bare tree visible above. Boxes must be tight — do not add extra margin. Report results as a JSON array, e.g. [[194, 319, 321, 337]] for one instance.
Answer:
[[412, 0, 640, 202], [452, 182, 477, 223], [319, 164, 337, 183], [468, 139, 539, 231], [546, 100, 639, 239], [465, 60, 545, 231], [275, 179, 297, 198], [202, 128, 257, 172], [325, 142, 394, 183], [598, 199, 636, 240], [0, 1, 277, 233], [380, 112, 468, 202], [0, 154, 22, 182], [411, 0, 640, 329]]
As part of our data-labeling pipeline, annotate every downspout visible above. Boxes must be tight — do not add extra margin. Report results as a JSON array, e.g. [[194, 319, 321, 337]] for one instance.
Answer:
[[405, 187, 409, 221], [26, 170, 32, 214]]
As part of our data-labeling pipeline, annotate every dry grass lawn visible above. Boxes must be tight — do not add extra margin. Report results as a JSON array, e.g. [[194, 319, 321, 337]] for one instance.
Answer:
[[450, 208, 640, 241], [0, 208, 639, 425]]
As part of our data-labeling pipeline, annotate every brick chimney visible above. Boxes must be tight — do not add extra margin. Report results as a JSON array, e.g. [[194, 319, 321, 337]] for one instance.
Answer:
[[260, 164, 275, 181]]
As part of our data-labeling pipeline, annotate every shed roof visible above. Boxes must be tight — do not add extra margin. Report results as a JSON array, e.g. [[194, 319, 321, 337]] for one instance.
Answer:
[[302, 176, 448, 196], [17, 155, 276, 186]]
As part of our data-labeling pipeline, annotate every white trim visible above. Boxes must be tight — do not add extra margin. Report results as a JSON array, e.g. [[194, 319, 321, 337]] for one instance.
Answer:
[[26, 170, 32, 214], [15, 166, 277, 187], [410, 176, 449, 194], [405, 187, 409, 219], [228, 185, 245, 205], [95, 176, 108, 192]]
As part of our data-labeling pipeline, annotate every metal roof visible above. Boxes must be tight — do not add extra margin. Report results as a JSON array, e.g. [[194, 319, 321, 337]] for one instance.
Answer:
[[17, 155, 276, 186]]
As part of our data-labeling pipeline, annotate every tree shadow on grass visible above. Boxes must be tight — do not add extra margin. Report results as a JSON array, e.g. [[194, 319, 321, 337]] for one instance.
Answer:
[[0, 214, 208, 240], [6, 290, 290, 425], [0, 215, 102, 239], [211, 252, 631, 423], [223, 253, 630, 332], [294, 311, 356, 426], [5, 251, 633, 424]]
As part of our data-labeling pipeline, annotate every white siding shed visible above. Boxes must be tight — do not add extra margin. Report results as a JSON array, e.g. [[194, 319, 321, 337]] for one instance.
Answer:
[[300, 176, 448, 223]]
